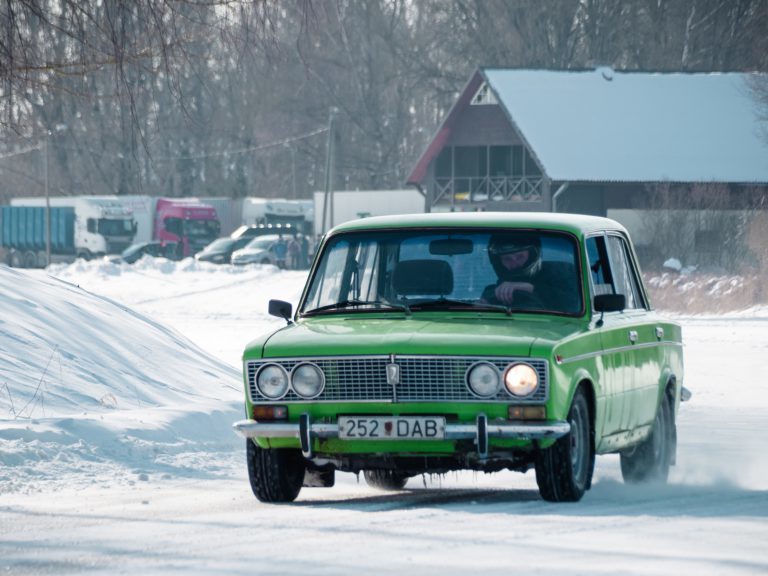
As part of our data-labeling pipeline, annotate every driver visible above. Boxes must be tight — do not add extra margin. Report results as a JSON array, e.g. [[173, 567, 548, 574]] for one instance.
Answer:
[[481, 233, 543, 307]]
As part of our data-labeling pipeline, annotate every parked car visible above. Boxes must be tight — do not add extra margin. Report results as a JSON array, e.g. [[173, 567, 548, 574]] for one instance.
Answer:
[[230, 223, 296, 241], [195, 236, 251, 264], [231, 234, 281, 266], [233, 213, 688, 503], [113, 241, 177, 264]]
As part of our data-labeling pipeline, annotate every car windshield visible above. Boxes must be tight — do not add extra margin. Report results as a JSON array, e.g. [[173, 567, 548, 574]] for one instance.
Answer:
[[245, 236, 278, 250], [301, 229, 583, 316], [121, 243, 150, 259], [205, 238, 235, 251]]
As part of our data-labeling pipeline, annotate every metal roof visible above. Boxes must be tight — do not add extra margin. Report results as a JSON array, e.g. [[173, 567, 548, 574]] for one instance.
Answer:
[[408, 68, 768, 185]]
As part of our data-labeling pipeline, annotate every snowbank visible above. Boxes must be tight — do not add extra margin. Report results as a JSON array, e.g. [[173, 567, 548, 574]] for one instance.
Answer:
[[0, 264, 242, 493]]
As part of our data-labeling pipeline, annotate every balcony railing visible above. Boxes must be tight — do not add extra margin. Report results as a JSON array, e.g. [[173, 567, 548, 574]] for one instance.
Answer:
[[430, 176, 544, 207]]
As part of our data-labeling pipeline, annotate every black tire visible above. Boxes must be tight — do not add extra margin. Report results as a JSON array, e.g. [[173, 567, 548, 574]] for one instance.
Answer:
[[10, 251, 23, 268], [23, 251, 37, 268], [620, 390, 675, 484], [246, 440, 305, 503], [535, 388, 594, 502], [363, 470, 409, 491]]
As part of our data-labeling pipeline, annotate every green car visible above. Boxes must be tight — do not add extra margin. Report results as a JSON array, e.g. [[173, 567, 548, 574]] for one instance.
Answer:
[[233, 213, 686, 502]]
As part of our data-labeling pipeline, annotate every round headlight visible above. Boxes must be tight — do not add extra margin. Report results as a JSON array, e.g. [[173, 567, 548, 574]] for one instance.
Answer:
[[467, 362, 501, 398], [291, 363, 325, 399], [256, 364, 289, 399], [504, 363, 539, 397]]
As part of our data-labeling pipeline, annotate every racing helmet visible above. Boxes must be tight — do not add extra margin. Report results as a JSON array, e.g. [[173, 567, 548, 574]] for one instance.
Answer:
[[488, 232, 542, 279]]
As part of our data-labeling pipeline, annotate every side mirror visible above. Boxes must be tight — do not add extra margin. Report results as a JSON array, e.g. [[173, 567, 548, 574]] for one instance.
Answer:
[[269, 299, 293, 324], [594, 293, 626, 313]]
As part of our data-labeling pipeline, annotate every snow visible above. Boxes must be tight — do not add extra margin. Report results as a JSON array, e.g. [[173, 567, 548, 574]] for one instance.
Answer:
[[1, 258, 767, 575], [483, 68, 768, 183]]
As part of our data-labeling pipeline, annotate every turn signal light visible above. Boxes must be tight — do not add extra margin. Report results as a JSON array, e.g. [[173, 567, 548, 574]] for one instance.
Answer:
[[252, 405, 288, 420], [508, 406, 546, 420]]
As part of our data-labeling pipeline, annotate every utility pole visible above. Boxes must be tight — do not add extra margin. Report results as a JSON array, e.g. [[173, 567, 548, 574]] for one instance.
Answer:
[[44, 136, 51, 266], [321, 107, 338, 233]]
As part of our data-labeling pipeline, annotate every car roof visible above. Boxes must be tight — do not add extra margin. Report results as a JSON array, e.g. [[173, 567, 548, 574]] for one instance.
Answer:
[[329, 211, 627, 237]]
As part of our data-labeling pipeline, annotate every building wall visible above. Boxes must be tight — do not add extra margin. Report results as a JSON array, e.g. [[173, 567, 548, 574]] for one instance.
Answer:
[[447, 105, 524, 147]]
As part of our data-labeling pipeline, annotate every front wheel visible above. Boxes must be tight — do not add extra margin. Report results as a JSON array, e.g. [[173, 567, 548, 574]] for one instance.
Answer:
[[246, 440, 305, 503], [363, 470, 409, 490], [620, 390, 675, 484], [535, 388, 594, 502]]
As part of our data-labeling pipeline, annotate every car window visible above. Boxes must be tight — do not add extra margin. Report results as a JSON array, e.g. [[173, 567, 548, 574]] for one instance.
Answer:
[[586, 234, 644, 309], [606, 235, 643, 309]]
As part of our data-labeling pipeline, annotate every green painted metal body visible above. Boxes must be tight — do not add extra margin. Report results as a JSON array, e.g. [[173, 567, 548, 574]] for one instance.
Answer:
[[240, 213, 684, 459]]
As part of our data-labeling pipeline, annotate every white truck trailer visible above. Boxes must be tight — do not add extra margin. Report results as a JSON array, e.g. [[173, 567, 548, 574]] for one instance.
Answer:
[[313, 189, 425, 234]]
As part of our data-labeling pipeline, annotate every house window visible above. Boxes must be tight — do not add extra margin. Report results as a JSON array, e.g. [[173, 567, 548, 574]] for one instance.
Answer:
[[470, 82, 498, 105]]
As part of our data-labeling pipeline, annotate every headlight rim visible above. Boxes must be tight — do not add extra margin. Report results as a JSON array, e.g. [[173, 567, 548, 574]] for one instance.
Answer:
[[255, 362, 290, 400], [290, 362, 326, 399], [503, 362, 539, 398], [465, 361, 502, 399]]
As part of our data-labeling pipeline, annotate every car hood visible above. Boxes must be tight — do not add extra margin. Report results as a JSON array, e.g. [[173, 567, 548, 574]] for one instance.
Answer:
[[247, 314, 586, 360]]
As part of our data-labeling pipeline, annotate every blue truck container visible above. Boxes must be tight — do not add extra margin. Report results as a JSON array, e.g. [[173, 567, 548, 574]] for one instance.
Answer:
[[1, 206, 76, 267]]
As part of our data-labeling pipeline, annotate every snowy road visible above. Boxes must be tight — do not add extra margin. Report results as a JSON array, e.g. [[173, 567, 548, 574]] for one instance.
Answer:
[[1, 261, 767, 575]]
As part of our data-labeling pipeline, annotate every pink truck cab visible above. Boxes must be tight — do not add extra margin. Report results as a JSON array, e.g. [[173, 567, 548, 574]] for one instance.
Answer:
[[154, 198, 220, 258]]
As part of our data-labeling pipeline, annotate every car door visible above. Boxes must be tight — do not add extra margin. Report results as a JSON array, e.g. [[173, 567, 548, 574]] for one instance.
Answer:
[[605, 233, 659, 430], [585, 233, 628, 440]]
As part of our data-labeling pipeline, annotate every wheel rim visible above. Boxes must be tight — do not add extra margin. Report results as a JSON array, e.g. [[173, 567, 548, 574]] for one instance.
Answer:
[[569, 400, 587, 484], [651, 400, 667, 463]]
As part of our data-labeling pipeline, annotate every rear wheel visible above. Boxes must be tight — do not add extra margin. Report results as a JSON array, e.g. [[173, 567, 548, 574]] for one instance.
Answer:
[[246, 440, 305, 503], [620, 390, 675, 484], [363, 470, 409, 490], [23, 250, 37, 268], [10, 250, 23, 268], [535, 388, 594, 502]]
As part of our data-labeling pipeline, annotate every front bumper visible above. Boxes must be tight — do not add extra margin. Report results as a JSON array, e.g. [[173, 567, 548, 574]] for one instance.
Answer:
[[232, 413, 570, 458]]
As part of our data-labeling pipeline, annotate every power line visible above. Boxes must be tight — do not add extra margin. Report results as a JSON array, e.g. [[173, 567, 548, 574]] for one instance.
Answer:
[[155, 127, 329, 161], [0, 143, 42, 160], [0, 126, 329, 163]]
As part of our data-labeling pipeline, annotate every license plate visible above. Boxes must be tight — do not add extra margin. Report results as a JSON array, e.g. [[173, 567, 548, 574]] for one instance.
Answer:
[[338, 416, 446, 440]]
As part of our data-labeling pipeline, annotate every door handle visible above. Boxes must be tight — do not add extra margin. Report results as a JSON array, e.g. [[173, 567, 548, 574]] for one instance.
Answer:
[[655, 326, 664, 340], [628, 330, 638, 344]]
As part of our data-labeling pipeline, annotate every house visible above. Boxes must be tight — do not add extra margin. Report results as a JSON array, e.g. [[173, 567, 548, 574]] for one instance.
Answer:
[[407, 67, 768, 215]]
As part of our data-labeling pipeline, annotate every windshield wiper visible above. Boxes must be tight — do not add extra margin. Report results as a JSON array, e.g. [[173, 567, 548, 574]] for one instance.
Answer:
[[408, 298, 512, 316], [302, 299, 408, 316]]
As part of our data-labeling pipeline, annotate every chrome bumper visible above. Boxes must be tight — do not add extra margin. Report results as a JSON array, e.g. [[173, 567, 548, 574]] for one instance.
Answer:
[[232, 414, 570, 458]]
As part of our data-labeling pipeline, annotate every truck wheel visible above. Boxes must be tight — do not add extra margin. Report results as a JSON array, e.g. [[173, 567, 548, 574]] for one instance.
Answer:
[[37, 252, 49, 268], [535, 388, 594, 502], [620, 390, 674, 484], [10, 251, 23, 268], [363, 470, 409, 490], [23, 251, 37, 268], [246, 440, 305, 503], [77, 251, 91, 261]]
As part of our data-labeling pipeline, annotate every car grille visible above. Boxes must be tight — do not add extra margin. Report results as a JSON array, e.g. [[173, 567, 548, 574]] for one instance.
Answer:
[[246, 355, 548, 404]]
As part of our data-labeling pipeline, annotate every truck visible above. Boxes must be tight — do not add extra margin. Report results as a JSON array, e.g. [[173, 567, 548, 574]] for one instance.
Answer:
[[5, 196, 137, 266], [122, 196, 220, 258], [241, 197, 313, 235], [312, 189, 424, 235]]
